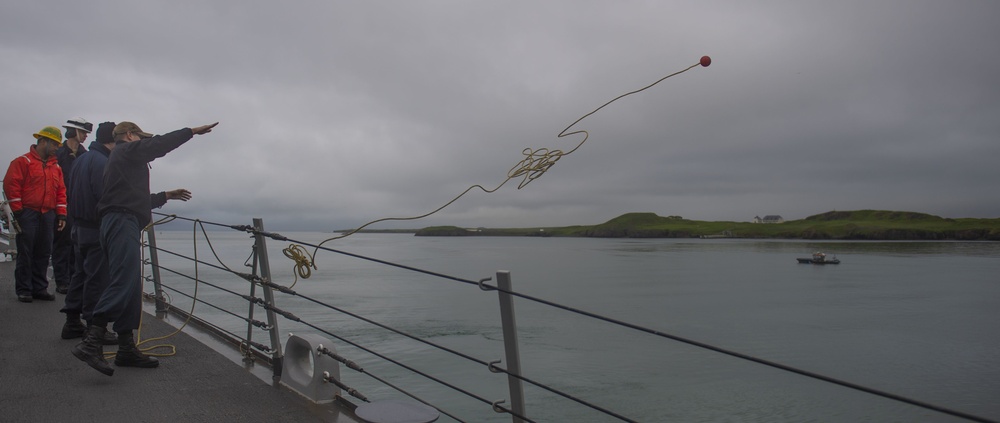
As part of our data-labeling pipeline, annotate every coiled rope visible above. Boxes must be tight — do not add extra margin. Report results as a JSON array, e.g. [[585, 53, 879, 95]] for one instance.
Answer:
[[282, 244, 313, 288]]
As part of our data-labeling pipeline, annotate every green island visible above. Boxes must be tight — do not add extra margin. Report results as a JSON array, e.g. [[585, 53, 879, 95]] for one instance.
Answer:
[[402, 210, 1000, 240]]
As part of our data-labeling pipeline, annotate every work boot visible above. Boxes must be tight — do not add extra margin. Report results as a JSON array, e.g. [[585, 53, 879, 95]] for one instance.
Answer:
[[32, 291, 55, 301], [61, 316, 86, 339], [82, 320, 120, 345], [71, 326, 114, 376], [114, 331, 159, 368], [100, 327, 118, 345]]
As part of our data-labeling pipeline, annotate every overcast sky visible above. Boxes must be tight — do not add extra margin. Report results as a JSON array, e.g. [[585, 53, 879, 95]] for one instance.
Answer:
[[2, 1, 998, 231]]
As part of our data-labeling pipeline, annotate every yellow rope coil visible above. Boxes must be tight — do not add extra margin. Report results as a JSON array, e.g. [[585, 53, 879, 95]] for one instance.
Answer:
[[282, 244, 313, 286]]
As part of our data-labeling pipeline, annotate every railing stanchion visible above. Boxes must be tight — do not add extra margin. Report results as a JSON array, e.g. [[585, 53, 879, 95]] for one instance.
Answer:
[[244, 242, 260, 365], [145, 228, 167, 317], [252, 218, 284, 382], [496, 270, 526, 423]]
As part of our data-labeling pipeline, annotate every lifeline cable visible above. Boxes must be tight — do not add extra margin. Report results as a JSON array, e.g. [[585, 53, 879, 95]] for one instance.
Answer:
[[295, 56, 713, 272], [288, 234, 997, 423], [133, 220, 997, 422]]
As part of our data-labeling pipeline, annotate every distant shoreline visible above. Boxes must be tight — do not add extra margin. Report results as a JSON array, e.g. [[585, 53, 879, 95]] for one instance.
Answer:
[[341, 210, 1000, 241]]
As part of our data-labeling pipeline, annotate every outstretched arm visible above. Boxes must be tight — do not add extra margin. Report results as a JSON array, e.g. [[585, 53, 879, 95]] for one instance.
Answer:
[[165, 189, 192, 202], [191, 122, 219, 135], [150, 189, 191, 210]]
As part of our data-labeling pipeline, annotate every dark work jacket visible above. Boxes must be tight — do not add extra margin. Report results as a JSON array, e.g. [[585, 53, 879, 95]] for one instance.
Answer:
[[68, 142, 111, 228], [98, 128, 193, 227], [56, 142, 87, 188]]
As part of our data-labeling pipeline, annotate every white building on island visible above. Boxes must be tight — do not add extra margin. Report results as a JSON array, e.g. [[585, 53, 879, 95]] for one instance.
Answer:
[[753, 215, 785, 224]]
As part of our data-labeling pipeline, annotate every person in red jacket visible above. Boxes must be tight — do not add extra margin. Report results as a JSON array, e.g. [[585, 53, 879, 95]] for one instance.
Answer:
[[3, 126, 68, 302]]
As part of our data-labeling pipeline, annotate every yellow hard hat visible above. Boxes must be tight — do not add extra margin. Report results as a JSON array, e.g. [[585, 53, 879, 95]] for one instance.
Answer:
[[33, 126, 63, 146]]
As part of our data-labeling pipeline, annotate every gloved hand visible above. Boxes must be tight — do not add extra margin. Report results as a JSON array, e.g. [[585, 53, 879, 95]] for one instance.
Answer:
[[10, 210, 23, 233]]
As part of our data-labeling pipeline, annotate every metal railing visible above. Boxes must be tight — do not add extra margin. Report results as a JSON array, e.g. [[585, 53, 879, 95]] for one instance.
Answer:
[[143, 216, 546, 422], [140, 214, 998, 423]]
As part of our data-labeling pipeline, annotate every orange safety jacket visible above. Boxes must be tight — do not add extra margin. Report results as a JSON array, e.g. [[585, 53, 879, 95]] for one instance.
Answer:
[[3, 145, 67, 215]]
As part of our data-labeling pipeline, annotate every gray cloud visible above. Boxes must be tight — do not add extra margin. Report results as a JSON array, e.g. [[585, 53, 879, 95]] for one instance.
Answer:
[[2, 1, 998, 231]]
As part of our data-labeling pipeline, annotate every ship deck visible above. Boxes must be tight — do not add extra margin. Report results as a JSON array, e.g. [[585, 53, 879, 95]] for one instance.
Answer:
[[0, 259, 360, 422]]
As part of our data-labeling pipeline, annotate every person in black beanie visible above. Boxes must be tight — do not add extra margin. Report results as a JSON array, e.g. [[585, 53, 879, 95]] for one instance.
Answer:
[[59, 122, 119, 345]]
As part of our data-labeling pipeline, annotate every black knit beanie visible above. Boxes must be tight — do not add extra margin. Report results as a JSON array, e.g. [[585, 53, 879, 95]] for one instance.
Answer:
[[96, 121, 116, 144]]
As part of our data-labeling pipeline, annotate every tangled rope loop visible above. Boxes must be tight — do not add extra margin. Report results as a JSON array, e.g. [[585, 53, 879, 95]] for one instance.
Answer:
[[282, 244, 314, 285], [508, 147, 565, 189]]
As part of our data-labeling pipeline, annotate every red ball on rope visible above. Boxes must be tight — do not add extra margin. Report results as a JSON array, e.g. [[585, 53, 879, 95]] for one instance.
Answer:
[[700, 56, 712, 67]]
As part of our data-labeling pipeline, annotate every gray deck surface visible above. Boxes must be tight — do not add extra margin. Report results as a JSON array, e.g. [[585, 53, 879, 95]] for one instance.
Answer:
[[0, 259, 361, 422]]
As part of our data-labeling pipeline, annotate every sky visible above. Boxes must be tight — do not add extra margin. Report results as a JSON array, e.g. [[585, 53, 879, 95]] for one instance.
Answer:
[[2, 1, 998, 231]]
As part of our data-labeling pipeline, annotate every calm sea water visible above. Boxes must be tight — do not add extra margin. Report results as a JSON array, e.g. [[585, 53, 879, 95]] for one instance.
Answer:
[[147, 231, 1000, 422]]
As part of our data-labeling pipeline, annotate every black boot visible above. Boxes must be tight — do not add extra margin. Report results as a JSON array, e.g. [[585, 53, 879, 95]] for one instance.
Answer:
[[71, 326, 114, 376], [61, 314, 86, 339], [114, 331, 159, 368], [86, 322, 119, 345], [100, 326, 119, 346]]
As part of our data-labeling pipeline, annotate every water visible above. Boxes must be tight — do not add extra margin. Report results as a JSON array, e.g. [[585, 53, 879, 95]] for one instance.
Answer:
[[146, 231, 1000, 422]]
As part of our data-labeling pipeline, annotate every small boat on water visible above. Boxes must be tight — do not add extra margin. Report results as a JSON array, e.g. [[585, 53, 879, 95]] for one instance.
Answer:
[[797, 252, 840, 264]]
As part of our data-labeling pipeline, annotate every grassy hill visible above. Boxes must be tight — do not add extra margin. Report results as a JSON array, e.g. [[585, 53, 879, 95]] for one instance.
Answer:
[[415, 210, 1000, 240]]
